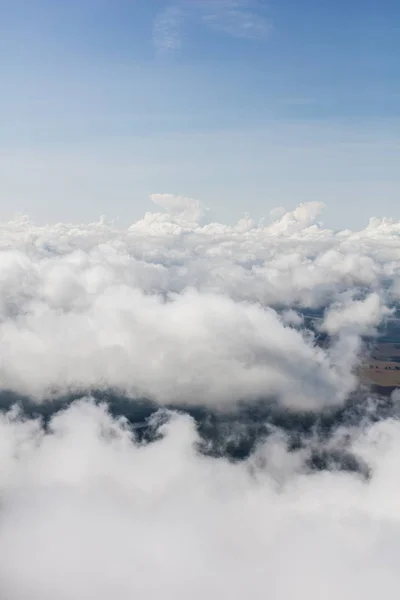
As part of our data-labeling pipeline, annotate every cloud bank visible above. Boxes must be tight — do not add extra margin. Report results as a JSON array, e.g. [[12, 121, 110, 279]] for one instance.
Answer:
[[0, 195, 398, 409], [0, 195, 400, 598], [1, 397, 400, 599]]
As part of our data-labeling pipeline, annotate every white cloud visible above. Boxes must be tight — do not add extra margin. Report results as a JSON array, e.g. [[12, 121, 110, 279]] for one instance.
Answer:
[[322, 292, 393, 337], [0, 196, 397, 409], [150, 192, 208, 225], [0, 288, 358, 409], [0, 197, 399, 597], [0, 398, 400, 598]]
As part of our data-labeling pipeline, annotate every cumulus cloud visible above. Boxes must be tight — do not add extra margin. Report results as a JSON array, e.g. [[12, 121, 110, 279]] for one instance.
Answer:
[[0, 288, 359, 409], [0, 398, 400, 599], [0, 195, 397, 409], [149, 192, 208, 225], [322, 292, 392, 337], [0, 196, 399, 598]]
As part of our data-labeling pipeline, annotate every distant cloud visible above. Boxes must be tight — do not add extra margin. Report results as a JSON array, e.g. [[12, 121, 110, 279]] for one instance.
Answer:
[[153, 0, 271, 54], [198, 0, 272, 39], [153, 5, 184, 53], [0, 197, 399, 409]]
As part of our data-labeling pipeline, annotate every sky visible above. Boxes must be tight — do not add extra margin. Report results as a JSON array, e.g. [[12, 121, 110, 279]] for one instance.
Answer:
[[1, 0, 400, 229], [4, 4, 400, 596]]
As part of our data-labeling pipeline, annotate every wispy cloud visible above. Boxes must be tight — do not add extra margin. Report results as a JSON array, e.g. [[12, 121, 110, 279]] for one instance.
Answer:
[[198, 0, 271, 40], [153, 0, 271, 54], [153, 5, 184, 54]]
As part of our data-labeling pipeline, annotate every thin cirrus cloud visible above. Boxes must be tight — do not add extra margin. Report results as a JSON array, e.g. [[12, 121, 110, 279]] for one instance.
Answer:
[[153, 5, 184, 53], [153, 0, 272, 53]]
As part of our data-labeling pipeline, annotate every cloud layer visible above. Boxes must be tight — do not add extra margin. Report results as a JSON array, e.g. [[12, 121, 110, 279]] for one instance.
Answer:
[[0, 397, 400, 599], [0, 196, 400, 598], [0, 195, 398, 409]]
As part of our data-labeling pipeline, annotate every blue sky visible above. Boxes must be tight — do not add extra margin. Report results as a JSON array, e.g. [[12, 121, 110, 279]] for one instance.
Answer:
[[1, 0, 400, 228]]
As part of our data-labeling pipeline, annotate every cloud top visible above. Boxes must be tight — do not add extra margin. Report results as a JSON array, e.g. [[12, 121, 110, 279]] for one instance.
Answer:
[[0, 397, 400, 599], [0, 196, 398, 409], [0, 196, 399, 598]]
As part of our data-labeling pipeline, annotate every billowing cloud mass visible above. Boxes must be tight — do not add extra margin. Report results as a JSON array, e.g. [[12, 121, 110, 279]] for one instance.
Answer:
[[0, 398, 400, 600], [0, 195, 400, 598], [0, 195, 398, 408]]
